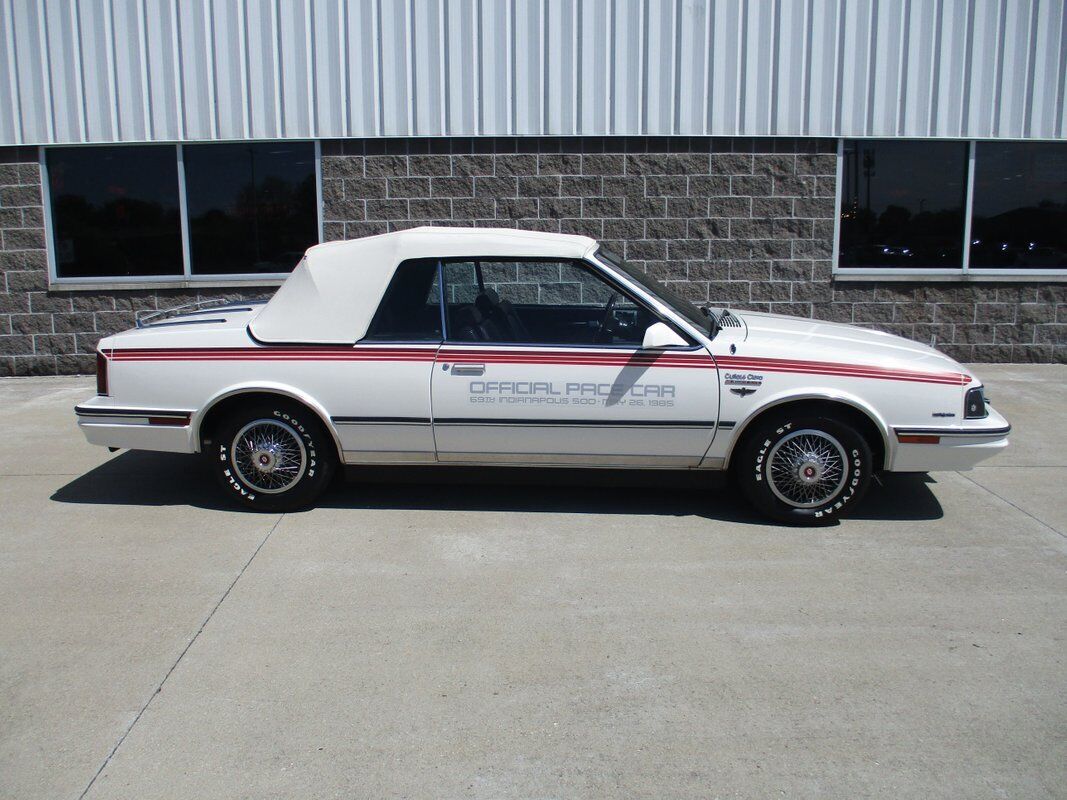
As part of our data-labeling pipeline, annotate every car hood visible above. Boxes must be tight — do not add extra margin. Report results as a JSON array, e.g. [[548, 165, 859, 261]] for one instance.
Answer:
[[730, 310, 975, 381]]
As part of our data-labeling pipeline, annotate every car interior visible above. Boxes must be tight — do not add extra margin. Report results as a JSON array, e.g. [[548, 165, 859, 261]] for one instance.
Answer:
[[364, 257, 659, 346]]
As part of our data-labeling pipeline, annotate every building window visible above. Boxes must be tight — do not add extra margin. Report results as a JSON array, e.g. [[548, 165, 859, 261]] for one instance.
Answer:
[[183, 142, 318, 275], [836, 139, 1067, 276], [46, 146, 184, 279], [839, 140, 968, 269], [45, 142, 319, 283], [969, 142, 1067, 270]]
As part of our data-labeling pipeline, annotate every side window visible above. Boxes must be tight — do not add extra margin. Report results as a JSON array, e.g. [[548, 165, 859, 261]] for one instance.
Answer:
[[364, 258, 443, 341], [442, 259, 655, 346]]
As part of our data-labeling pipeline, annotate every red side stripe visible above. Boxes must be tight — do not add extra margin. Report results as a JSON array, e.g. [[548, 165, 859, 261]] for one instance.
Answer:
[[110, 346, 715, 369], [715, 355, 970, 385], [107, 346, 969, 385]]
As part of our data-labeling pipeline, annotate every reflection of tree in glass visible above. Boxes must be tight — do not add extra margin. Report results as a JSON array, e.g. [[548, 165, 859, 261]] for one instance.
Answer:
[[842, 202, 963, 267], [189, 173, 316, 274], [970, 201, 1066, 268], [53, 194, 183, 277]]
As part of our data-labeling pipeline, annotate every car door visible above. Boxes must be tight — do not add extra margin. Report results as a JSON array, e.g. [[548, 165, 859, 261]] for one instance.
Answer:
[[430, 258, 720, 466]]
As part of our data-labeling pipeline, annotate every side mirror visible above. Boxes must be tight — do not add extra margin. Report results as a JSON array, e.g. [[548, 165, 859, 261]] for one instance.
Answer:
[[642, 322, 688, 349]]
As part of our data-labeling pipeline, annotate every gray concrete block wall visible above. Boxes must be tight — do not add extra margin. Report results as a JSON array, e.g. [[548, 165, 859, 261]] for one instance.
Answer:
[[319, 137, 1065, 364], [0, 147, 274, 377], [0, 138, 1063, 376]]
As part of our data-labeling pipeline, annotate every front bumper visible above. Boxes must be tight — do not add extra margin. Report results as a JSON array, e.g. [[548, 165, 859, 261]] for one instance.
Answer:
[[888, 406, 1011, 472], [75, 397, 196, 454]]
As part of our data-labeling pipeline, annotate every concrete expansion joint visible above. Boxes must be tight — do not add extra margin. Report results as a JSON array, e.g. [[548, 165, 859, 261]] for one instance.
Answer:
[[956, 471, 1066, 541], [75, 513, 286, 800]]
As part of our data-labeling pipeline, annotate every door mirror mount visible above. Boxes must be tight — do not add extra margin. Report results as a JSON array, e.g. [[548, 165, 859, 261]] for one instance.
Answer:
[[641, 322, 688, 349]]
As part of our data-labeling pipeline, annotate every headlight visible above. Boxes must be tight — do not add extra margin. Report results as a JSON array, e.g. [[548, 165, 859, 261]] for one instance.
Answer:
[[964, 386, 987, 419]]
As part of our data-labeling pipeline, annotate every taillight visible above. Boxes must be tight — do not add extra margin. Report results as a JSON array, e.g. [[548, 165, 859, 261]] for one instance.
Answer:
[[96, 351, 108, 396], [964, 386, 988, 419]]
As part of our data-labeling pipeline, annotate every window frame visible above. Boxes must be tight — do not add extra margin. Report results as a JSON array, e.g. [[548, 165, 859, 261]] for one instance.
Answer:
[[832, 138, 1067, 280], [41, 140, 323, 289], [438, 255, 693, 349]]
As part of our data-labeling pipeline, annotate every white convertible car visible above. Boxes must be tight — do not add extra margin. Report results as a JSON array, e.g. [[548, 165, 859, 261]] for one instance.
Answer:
[[75, 227, 1010, 523]]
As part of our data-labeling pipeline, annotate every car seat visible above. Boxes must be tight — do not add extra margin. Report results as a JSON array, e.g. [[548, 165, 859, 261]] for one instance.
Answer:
[[475, 289, 531, 342]]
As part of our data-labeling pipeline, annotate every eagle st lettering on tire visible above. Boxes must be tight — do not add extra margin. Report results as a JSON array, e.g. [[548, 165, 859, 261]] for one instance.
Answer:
[[737, 413, 872, 526], [211, 401, 336, 512]]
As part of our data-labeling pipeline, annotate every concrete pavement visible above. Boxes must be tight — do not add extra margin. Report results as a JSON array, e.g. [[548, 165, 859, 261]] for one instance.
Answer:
[[1, 366, 1065, 799]]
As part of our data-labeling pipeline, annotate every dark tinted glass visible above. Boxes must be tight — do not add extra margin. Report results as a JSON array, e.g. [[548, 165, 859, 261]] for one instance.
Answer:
[[839, 140, 968, 268], [364, 259, 443, 341], [47, 146, 183, 278], [597, 247, 709, 331], [183, 142, 317, 274], [443, 259, 653, 346], [970, 142, 1067, 269]]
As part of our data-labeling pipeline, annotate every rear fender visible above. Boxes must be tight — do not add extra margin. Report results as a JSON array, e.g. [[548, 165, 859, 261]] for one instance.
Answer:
[[192, 382, 342, 458]]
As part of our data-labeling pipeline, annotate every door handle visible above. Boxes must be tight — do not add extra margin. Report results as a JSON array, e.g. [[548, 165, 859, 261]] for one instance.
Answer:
[[451, 363, 485, 376]]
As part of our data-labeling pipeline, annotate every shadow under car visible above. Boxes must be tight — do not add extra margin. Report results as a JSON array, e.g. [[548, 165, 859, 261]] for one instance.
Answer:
[[50, 451, 944, 524]]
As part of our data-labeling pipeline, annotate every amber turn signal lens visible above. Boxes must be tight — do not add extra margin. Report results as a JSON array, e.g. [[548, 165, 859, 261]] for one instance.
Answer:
[[897, 434, 941, 444]]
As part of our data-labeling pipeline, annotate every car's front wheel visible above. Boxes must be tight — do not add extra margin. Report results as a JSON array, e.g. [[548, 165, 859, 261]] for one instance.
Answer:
[[735, 412, 872, 525], [212, 400, 336, 512]]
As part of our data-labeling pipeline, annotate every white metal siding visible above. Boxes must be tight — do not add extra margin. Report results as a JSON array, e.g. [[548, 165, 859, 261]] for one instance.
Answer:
[[2, 0, 1065, 146]]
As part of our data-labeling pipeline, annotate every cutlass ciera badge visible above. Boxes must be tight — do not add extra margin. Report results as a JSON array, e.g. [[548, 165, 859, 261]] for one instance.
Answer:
[[724, 371, 763, 394]]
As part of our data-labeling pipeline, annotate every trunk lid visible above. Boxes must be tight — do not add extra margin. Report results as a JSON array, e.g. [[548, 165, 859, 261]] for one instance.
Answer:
[[98, 301, 267, 350]]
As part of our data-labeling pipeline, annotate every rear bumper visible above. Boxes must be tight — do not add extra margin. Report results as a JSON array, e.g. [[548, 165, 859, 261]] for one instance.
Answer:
[[75, 399, 196, 454], [888, 408, 1011, 472]]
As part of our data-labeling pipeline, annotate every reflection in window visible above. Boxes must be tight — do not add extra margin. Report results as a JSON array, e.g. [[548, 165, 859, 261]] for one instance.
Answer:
[[839, 140, 968, 268], [364, 258, 442, 341], [970, 142, 1067, 269], [183, 142, 317, 275], [442, 259, 650, 346], [47, 146, 183, 278]]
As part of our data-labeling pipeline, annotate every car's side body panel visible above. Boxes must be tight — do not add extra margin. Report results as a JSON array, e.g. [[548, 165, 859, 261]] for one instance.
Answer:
[[85, 335, 441, 464], [430, 343, 720, 467]]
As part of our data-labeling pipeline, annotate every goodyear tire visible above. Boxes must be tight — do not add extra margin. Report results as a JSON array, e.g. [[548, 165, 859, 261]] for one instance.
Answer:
[[213, 400, 336, 512], [735, 413, 872, 525]]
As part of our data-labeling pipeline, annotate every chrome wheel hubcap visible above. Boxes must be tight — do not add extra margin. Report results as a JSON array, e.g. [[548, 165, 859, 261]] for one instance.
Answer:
[[767, 429, 848, 508], [231, 419, 307, 494]]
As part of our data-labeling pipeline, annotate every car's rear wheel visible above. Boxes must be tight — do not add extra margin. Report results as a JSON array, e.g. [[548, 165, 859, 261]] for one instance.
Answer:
[[212, 400, 336, 512], [734, 412, 872, 525]]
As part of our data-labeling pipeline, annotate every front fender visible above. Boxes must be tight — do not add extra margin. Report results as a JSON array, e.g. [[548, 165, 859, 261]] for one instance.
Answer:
[[722, 388, 894, 470]]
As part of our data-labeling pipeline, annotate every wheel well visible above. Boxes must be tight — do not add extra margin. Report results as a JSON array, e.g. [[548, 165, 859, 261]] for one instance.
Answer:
[[197, 391, 341, 459], [729, 399, 887, 471]]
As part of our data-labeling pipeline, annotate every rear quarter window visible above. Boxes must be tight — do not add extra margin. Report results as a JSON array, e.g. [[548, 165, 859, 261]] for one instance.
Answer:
[[363, 258, 443, 341]]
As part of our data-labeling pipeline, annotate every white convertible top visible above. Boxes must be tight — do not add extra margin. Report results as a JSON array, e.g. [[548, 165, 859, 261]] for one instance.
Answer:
[[249, 226, 599, 344]]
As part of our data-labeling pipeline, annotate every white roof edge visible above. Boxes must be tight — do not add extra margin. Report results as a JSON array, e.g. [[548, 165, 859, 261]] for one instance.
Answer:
[[249, 227, 601, 345], [301, 225, 599, 260]]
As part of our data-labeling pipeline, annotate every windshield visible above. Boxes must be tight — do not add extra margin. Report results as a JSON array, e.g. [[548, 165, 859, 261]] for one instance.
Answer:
[[594, 247, 712, 333]]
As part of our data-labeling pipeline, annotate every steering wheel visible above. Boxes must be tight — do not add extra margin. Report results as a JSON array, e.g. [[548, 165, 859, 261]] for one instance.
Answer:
[[595, 293, 619, 343]]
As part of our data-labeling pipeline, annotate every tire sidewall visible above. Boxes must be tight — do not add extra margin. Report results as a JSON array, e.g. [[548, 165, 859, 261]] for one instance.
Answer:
[[740, 415, 871, 524], [214, 402, 334, 511]]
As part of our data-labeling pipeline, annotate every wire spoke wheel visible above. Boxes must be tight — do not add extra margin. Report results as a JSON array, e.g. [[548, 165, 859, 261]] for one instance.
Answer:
[[766, 429, 849, 509], [231, 418, 307, 494]]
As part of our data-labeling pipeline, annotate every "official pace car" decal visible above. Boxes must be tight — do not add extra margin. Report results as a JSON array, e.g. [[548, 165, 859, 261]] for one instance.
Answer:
[[468, 380, 676, 407]]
